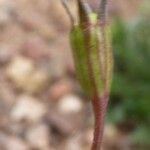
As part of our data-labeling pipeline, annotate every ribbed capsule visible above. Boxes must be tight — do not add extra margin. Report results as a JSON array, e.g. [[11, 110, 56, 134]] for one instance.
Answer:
[[70, 1, 113, 98]]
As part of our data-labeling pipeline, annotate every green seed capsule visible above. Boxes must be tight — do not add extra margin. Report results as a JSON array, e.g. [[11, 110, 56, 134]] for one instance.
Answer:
[[70, 1, 113, 98]]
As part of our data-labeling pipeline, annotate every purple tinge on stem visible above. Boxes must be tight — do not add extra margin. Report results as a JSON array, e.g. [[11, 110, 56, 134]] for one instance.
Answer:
[[91, 93, 109, 150]]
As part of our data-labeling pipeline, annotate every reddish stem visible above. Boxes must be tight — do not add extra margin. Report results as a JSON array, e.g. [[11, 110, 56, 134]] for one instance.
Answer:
[[91, 93, 109, 150]]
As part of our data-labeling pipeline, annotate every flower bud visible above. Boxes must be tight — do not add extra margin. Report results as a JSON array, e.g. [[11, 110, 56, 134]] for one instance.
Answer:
[[70, 0, 113, 98]]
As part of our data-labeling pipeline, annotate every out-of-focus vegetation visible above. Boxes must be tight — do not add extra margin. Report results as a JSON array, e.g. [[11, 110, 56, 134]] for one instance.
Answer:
[[108, 15, 150, 146]]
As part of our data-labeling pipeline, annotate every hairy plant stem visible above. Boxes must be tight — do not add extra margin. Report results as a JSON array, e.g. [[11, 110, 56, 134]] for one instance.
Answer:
[[91, 93, 109, 150]]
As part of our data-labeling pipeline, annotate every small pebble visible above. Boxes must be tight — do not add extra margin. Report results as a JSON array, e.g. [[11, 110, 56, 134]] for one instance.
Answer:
[[58, 94, 83, 114], [11, 95, 46, 122]]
